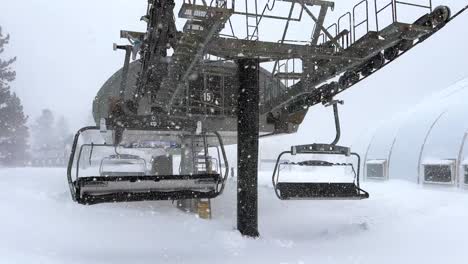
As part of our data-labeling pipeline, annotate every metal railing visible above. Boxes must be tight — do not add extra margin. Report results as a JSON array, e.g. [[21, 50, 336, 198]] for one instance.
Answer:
[[338, 12, 352, 49], [353, 0, 369, 42], [317, 23, 338, 45], [276, 58, 301, 88], [183, 0, 234, 9], [374, 0, 433, 31], [316, 1, 369, 48], [184, 0, 306, 40], [315, 0, 434, 49]]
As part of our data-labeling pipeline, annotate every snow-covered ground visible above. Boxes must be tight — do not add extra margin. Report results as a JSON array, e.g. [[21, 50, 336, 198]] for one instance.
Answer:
[[0, 168, 467, 264]]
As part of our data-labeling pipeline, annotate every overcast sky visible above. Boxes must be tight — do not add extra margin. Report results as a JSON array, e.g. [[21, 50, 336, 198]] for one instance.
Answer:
[[1, 0, 468, 156]]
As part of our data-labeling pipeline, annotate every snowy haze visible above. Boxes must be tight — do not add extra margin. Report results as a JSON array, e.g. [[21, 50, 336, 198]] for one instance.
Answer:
[[2, 2, 468, 263], [1, 0, 468, 157]]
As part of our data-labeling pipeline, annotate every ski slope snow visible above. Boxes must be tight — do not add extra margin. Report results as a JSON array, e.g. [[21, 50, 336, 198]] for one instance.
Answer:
[[0, 167, 467, 264]]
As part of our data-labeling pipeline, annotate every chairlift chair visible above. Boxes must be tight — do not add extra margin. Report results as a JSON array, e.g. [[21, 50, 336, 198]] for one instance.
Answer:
[[271, 100, 369, 200], [67, 127, 229, 205], [272, 144, 369, 200]]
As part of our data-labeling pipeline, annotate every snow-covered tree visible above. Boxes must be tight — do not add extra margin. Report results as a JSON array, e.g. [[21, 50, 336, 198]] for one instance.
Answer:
[[0, 93, 29, 165], [55, 115, 72, 146], [55, 116, 74, 161], [31, 109, 56, 151], [30, 111, 75, 166], [0, 26, 29, 166], [0, 27, 16, 89]]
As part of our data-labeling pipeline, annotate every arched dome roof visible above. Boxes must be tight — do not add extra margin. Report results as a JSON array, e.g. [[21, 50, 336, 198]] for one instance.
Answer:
[[364, 77, 468, 183]]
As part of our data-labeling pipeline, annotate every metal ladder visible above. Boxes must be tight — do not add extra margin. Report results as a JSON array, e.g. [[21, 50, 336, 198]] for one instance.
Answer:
[[275, 58, 302, 89], [245, 0, 259, 40], [191, 135, 209, 173]]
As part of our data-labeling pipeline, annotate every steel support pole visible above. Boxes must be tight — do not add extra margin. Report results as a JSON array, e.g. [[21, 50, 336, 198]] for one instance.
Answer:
[[456, 132, 468, 187], [116, 45, 132, 101], [177, 136, 198, 213], [237, 58, 260, 238]]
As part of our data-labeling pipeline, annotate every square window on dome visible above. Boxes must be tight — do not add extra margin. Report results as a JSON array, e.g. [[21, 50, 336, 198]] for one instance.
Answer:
[[366, 160, 387, 180], [422, 161, 455, 185]]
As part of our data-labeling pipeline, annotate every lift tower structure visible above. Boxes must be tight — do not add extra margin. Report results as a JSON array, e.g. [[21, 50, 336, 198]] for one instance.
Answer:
[[67, 0, 468, 237]]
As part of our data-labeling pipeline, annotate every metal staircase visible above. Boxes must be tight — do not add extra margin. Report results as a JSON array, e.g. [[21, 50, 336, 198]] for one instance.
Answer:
[[153, 2, 233, 111]]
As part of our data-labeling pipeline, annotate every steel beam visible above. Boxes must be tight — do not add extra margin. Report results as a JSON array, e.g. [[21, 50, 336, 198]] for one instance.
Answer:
[[300, 2, 341, 49], [120, 30, 145, 40], [237, 58, 260, 238], [207, 38, 360, 61], [118, 46, 132, 101], [311, 5, 329, 45], [280, 0, 335, 9]]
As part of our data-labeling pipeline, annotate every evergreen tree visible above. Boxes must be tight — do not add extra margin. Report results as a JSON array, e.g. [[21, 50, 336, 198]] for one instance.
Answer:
[[55, 115, 74, 153], [0, 27, 16, 90], [0, 93, 29, 165], [0, 84, 12, 162], [0, 26, 29, 166], [31, 109, 55, 151]]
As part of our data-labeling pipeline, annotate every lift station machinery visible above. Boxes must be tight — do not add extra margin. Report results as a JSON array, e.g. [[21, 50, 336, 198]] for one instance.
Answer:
[[67, 0, 468, 237]]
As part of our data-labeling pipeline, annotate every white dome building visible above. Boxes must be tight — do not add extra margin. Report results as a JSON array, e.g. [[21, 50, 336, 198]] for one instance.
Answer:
[[363, 77, 468, 188]]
